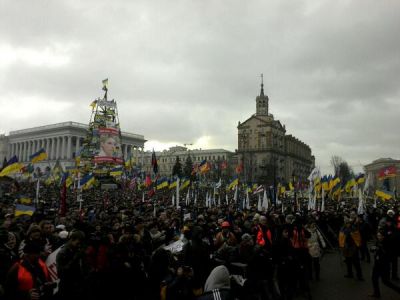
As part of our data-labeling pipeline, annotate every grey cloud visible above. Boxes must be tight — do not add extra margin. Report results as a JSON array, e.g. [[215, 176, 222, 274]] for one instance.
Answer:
[[0, 0, 399, 174]]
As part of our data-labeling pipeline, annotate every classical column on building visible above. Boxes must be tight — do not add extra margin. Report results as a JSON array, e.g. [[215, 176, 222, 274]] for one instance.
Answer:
[[67, 135, 72, 159], [124, 144, 128, 159], [25, 141, 29, 161], [75, 136, 80, 156], [55, 137, 60, 160], [44, 139, 49, 156], [135, 146, 139, 165], [48, 138, 51, 160], [20, 142, 24, 162], [141, 147, 144, 166], [49, 138, 54, 160], [27, 141, 31, 161], [58, 137, 63, 159], [60, 136, 65, 159], [18, 142, 22, 160], [53, 137, 57, 160]]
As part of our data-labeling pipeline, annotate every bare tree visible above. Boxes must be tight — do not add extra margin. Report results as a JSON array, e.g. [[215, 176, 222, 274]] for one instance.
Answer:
[[331, 155, 353, 182], [331, 155, 343, 176]]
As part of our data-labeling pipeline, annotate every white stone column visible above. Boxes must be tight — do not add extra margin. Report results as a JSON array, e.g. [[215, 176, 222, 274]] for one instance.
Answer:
[[50, 138, 55, 160], [67, 135, 72, 159], [75, 136, 80, 155], [135, 146, 139, 165], [58, 137, 62, 159], [123, 144, 128, 159], [27, 141, 31, 160], [54, 138, 58, 160], [18, 142, 22, 160], [44, 139, 48, 155], [20, 142, 23, 161], [24, 141, 28, 161], [141, 147, 144, 166]]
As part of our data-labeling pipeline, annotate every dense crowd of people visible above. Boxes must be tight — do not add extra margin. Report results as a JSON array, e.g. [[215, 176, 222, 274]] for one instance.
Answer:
[[0, 180, 400, 300]]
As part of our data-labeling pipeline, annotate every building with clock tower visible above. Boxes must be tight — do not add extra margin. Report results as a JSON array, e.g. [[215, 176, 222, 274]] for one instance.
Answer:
[[237, 75, 314, 186]]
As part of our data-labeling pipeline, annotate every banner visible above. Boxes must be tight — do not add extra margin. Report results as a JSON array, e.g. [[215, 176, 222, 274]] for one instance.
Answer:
[[46, 246, 62, 293], [94, 127, 123, 164]]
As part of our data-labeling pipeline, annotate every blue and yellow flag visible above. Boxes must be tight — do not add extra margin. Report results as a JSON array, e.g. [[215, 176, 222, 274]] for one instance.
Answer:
[[345, 178, 356, 193], [356, 174, 365, 185], [180, 178, 190, 191], [329, 176, 341, 191], [169, 178, 178, 189], [227, 177, 239, 190], [375, 190, 394, 200], [156, 177, 169, 190], [110, 167, 123, 177], [19, 196, 32, 205], [321, 176, 329, 191], [30, 148, 48, 163], [80, 174, 95, 190], [15, 204, 35, 217], [0, 162, 24, 177], [61, 172, 74, 188]]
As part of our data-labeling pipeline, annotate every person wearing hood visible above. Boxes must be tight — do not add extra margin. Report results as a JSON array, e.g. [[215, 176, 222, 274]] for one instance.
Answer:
[[197, 265, 232, 300]]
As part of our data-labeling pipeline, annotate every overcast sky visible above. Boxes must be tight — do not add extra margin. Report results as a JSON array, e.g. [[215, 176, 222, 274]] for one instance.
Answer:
[[1, 0, 399, 174]]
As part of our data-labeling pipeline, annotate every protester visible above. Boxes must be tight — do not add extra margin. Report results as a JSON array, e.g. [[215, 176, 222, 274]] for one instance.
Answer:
[[4, 241, 54, 300]]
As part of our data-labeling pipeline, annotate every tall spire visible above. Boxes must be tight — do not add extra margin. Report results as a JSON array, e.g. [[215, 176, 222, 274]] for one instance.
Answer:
[[256, 73, 269, 116], [260, 73, 264, 97]]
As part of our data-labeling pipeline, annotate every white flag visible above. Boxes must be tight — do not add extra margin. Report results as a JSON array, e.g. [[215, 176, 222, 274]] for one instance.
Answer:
[[357, 189, 365, 215], [186, 190, 190, 206], [262, 190, 269, 210], [234, 186, 238, 203], [176, 178, 180, 209], [215, 178, 222, 189]]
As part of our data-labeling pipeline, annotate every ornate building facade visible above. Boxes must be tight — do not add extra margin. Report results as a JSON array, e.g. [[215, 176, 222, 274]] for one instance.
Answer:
[[142, 146, 235, 178], [237, 79, 314, 185], [364, 158, 400, 192], [2, 121, 146, 170]]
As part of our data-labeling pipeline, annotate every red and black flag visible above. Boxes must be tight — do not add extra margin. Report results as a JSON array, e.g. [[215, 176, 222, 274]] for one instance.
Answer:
[[151, 149, 158, 174]]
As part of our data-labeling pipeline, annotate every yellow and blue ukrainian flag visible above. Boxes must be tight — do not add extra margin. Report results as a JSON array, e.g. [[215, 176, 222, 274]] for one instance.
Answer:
[[30, 148, 48, 163], [15, 204, 36, 217], [80, 173, 95, 190], [375, 190, 394, 200], [227, 176, 239, 191], [179, 178, 190, 191], [156, 177, 169, 190]]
